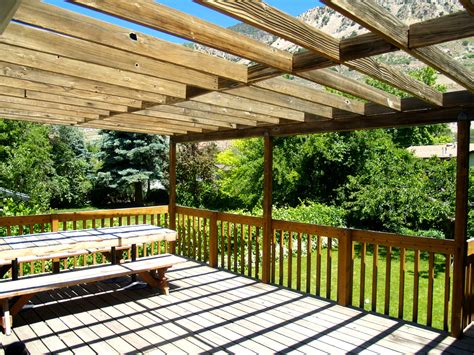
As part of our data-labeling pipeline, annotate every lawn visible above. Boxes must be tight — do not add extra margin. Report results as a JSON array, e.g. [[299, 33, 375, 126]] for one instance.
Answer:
[[217, 240, 451, 332], [269, 246, 451, 332]]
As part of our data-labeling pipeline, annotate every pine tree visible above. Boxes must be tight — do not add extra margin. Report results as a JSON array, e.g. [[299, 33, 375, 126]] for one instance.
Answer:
[[96, 131, 168, 205]]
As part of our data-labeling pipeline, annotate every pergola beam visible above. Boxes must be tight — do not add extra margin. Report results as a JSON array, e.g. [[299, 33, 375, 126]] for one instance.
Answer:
[[2, 22, 221, 91], [254, 77, 366, 115], [15, 0, 248, 83], [0, 62, 170, 104], [0, 43, 188, 99], [298, 68, 401, 111], [0, 0, 22, 34], [409, 11, 474, 48], [459, 0, 474, 16], [0, 76, 143, 108], [195, 0, 340, 61], [197, 0, 445, 106], [173, 107, 474, 143], [67, 0, 293, 73], [322, 0, 474, 92]]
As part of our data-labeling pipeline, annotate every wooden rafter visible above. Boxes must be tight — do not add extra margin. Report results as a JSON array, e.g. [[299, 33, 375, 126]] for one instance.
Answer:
[[0, 62, 169, 104], [195, 0, 340, 61], [322, 0, 474, 92], [0, 0, 22, 34], [254, 77, 366, 115], [298, 68, 401, 111], [175, 101, 281, 125], [0, 76, 143, 108], [192, 92, 307, 122], [2, 23, 220, 91], [226, 86, 334, 119], [409, 11, 474, 48], [15, 0, 248, 83], [196, 0, 445, 106], [459, 0, 474, 16], [173, 106, 474, 143], [67, 0, 293, 72], [0, 43, 187, 99]]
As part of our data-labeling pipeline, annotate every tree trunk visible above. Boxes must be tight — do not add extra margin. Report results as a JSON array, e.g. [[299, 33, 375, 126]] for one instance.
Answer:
[[134, 181, 144, 206]]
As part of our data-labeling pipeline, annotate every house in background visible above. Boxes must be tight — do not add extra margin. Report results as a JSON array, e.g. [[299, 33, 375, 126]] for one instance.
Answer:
[[409, 143, 474, 167]]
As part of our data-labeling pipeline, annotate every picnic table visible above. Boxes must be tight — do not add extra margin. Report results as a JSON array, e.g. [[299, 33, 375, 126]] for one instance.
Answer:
[[0, 224, 184, 335]]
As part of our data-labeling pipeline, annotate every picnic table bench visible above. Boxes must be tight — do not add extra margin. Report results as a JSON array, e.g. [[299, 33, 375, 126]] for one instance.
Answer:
[[0, 225, 185, 335]]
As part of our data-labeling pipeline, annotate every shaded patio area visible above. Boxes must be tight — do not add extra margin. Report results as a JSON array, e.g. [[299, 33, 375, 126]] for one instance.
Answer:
[[2, 260, 473, 354]]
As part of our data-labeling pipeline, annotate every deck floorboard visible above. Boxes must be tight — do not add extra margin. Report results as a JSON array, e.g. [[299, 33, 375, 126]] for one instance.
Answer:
[[1, 260, 473, 354]]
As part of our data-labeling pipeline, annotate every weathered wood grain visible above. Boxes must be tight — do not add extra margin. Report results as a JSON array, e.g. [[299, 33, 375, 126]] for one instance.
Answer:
[[15, 0, 248, 83], [68, 0, 293, 72], [196, 0, 340, 61], [0, 0, 22, 34], [409, 11, 474, 48]]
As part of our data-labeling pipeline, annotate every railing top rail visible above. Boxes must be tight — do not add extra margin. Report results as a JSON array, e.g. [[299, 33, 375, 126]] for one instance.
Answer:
[[352, 229, 456, 254], [0, 205, 169, 226], [272, 219, 346, 239], [54, 206, 169, 222]]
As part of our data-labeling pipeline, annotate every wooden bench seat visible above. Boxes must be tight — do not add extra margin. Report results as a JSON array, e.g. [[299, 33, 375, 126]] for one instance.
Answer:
[[0, 254, 186, 335]]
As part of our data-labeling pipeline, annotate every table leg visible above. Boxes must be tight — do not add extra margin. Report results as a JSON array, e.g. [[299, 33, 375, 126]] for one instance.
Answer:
[[131, 244, 137, 282], [11, 259, 19, 281], [2, 299, 11, 336], [52, 258, 60, 274]]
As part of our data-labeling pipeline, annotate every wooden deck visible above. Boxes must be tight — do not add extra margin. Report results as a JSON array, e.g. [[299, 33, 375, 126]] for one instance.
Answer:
[[1, 260, 473, 354]]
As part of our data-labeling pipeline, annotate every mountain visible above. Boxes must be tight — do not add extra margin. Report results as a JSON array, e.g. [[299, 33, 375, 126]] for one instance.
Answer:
[[187, 0, 473, 91]]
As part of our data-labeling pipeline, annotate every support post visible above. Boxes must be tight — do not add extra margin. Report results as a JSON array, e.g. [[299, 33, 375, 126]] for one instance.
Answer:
[[51, 216, 59, 232], [262, 134, 273, 284], [451, 117, 471, 338], [169, 139, 177, 254], [337, 230, 353, 306], [209, 212, 218, 268]]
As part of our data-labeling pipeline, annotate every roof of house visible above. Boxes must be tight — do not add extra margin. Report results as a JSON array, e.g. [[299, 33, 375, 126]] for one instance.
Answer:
[[408, 143, 474, 159]]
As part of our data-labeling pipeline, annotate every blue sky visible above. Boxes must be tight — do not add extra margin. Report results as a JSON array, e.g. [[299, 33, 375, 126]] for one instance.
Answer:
[[43, 0, 322, 43]]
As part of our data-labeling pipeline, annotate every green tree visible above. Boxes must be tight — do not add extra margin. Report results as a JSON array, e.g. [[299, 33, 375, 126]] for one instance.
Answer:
[[365, 66, 452, 147], [0, 120, 59, 208], [94, 131, 168, 206], [176, 142, 221, 208], [49, 126, 93, 208]]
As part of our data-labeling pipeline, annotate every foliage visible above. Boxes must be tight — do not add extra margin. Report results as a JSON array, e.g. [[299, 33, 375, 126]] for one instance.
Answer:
[[0, 197, 45, 217], [176, 142, 223, 208], [49, 126, 93, 208], [0, 120, 60, 208], [252, 200, 346, 227], [93, 131, 168, 206], [365, 66, 451, 147], [217, 138, 264, 209], [0, 121, 96, 209]]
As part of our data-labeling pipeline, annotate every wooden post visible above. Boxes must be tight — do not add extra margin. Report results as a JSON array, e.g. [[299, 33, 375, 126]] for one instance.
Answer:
[[169, 140, 177, 254], [209, 212, 218, 268], [451, 117, 471, 338], [337, 230, 353, 306], [51, 216, 59, 232], [262, 134, 273, 284]]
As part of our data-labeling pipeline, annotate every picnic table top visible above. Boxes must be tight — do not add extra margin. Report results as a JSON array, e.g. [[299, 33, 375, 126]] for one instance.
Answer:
[[0, 224, 176, 262]]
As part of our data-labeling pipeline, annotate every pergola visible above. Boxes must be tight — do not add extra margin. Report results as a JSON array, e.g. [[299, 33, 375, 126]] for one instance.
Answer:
[[0, 0, 473, 339]]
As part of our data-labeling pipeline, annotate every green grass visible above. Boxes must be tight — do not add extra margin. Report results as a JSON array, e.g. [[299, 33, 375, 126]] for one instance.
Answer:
[[216, 241, 451, 332]]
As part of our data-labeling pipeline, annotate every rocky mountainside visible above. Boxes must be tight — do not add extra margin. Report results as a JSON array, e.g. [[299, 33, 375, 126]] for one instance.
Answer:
[[189, 0, 473, 90]]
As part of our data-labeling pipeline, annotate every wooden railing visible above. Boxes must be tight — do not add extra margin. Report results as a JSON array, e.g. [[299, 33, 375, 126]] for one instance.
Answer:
[[1, 205, 471, 334], [464, 238, 474, 330], [0, 206, 169, 276], [174, 206, 461, 332]]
